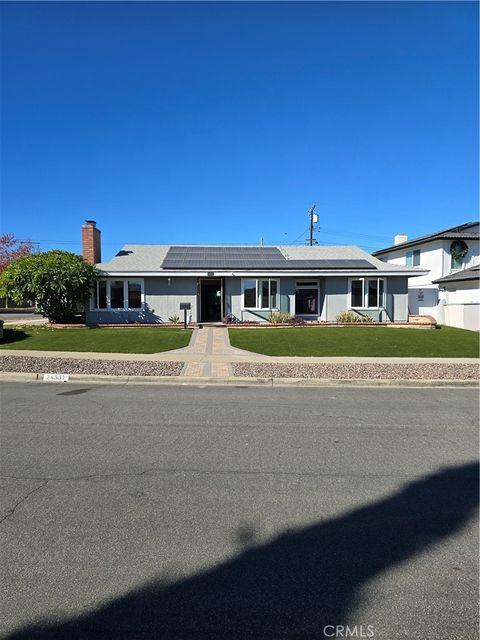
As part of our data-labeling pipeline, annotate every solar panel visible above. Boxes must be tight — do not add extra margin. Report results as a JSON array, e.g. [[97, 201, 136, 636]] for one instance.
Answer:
[[160, 247, 377, 270]]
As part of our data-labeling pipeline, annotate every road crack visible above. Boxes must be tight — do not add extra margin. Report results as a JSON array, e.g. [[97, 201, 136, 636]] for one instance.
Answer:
[[0, 480, 49, 525]]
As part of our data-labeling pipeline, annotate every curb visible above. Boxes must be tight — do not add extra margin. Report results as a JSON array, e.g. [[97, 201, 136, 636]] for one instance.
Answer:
[[0, 371, 478, 388]]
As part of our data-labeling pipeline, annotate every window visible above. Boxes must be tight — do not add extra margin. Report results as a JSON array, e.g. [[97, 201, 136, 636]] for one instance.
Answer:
[[93, 280, 107, 309], [406, 249, 420, 267], [128, 282, 142, 309], [242, 279, 279, 309], [91, 279, 144, 310], [351, 280, 363, 307], [110, 281, 124, 309], [295, 281, 319, 315], [451, 254, 463, 270], [350, 278, 385, 308], [450, 240, 468, 271], [243, 280, 257, 308]]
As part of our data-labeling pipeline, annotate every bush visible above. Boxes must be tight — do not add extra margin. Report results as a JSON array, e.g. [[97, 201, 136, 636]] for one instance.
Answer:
[[335, 310, 364, 323], [269, 311, 292, 324], [168, 314, 180, 324]]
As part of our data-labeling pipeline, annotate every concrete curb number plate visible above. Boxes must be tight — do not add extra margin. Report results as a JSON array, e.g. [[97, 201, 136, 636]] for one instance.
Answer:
[[43, 373, 70, 382]]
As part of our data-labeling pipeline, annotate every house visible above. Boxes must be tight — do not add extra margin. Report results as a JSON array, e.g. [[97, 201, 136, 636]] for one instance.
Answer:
[[82, 220, 427, 325], [432, 265, 480, 332], [372, 222, 479, 324]]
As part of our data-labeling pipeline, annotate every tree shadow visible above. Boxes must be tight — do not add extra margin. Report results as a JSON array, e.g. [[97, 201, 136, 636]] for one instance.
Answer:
[[5, 462, 478, 639], [0, 328, 29, 345]]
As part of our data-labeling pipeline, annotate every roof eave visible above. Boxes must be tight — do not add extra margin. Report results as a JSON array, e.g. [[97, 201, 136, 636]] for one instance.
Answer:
[[97, 269, 428, 277]]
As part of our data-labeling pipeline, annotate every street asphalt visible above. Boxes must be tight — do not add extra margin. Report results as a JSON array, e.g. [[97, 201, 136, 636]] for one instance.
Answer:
[[0, 382, 478, 639]]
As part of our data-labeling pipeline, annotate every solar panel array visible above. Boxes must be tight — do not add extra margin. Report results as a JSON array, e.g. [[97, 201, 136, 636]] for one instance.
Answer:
[[161, 246, 376, 270]]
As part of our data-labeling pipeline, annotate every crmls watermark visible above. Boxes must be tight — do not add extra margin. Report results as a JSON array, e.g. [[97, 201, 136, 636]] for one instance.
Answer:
[[323, 625, 375, 638]]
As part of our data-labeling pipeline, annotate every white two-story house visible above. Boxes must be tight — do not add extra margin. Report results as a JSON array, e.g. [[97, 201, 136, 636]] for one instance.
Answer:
[[373, 222, 479, 328]]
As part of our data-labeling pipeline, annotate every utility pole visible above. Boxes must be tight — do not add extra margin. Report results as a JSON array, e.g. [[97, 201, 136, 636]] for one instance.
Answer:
[[308, 204, 318, 246]]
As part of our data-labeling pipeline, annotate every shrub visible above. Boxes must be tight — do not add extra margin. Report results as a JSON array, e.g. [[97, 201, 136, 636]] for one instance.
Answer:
[[0, 250, 98, 323], [269, 311, 292, 324], [168, 314, 180, 324], [335, 310, 364, 323]]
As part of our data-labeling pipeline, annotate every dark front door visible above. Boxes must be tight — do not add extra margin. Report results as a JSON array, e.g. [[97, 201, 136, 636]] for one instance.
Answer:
[[200, 279, 223, 322]]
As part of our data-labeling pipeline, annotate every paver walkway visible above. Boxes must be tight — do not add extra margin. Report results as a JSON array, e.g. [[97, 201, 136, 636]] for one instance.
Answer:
[[181, 326, 245, 377]]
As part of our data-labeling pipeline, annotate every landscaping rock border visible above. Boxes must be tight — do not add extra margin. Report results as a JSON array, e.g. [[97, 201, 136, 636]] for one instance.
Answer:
[[232, 362, 479, 380], [0, 355, 183, 377]]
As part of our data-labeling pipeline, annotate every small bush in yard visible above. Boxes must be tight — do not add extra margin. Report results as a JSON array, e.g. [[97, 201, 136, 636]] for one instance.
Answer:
[[336, 310, 364, 323], [168, 314, 180, 324], [269, 311, 292, 324]]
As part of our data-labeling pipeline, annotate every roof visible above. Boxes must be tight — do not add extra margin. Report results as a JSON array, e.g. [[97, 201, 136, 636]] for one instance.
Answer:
[[97, 244, 423, 275], [432, 264, 480, 285], [372, 222, 479, 256]]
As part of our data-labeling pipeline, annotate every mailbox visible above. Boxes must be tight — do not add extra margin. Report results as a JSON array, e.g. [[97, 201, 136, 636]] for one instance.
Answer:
[[179, 302, 191, 329]]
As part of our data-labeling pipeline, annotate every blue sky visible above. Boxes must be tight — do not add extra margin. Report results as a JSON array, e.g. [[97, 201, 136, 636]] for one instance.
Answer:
[[1, 1, 478, 260]]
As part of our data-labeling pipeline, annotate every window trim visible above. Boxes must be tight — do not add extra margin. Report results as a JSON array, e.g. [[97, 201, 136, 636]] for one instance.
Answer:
[[241, 278, 280, 310], [349, 277, 385, 309], [294, 280, 320, 316], [90, 278, 145, 311]]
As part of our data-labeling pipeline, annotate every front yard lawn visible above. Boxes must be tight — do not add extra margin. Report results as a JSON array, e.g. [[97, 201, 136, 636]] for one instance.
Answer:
[[228, 326, 480, 358], [0, 326, 192, 354]]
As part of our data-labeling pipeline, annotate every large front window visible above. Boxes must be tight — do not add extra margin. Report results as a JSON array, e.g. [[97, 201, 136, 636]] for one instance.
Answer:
[[242, 279, 279, 309], [350, 278, 385, 309], [295, 281, 319, 315], [92, 279, 144, 310]]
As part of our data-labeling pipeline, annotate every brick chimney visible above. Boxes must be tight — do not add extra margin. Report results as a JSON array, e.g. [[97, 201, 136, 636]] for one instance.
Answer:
[[82, 220, 101, 264]]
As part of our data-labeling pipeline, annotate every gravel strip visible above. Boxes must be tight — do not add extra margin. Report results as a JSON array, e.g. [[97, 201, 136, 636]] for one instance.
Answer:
[[232, 362, 479, 380], [0, 355, 183, 377]]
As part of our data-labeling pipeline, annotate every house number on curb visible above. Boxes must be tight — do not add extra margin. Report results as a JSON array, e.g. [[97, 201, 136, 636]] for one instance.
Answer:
[[43, 373, 70, 382]]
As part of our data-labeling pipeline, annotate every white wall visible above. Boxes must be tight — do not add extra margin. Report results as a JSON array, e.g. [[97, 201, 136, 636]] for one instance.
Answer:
[[443, 304, 480, 331], [444, 281, 480, 304]]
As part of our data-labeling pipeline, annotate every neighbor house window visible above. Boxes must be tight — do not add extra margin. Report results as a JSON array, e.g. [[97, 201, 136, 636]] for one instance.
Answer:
[[350, 278, 385, 309], [406, 249, 420, 267], [242, 279, 279, 309], [91, 279, 144, 310], [451, 254, 463, 270], [295, 281, 319, 315]]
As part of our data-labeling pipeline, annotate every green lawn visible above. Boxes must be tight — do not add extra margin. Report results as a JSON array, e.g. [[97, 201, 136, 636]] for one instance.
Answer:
[[0, 326, 192, 354], [228, 326, 480, 358]]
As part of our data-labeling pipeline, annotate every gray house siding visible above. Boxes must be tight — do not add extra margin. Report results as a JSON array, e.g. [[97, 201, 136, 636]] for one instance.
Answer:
[[321, 277, 348, 321], [86, 274, 410, 324], [385, 276, 409, 322], [224, 277, 240, 318], [146, 276, 197, 322], [86, 276, 198, 324]]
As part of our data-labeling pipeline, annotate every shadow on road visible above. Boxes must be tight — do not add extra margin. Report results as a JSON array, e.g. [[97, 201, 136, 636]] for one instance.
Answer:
[[5, 462, 478, 639]]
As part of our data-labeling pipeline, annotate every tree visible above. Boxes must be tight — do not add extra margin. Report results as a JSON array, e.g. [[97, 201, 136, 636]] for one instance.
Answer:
[[0, 233, 34, 272], [0, 250, 99, 322]]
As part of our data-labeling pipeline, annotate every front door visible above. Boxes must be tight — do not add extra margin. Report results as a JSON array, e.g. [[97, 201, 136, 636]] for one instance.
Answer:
[[200, 279, 223, 322]]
